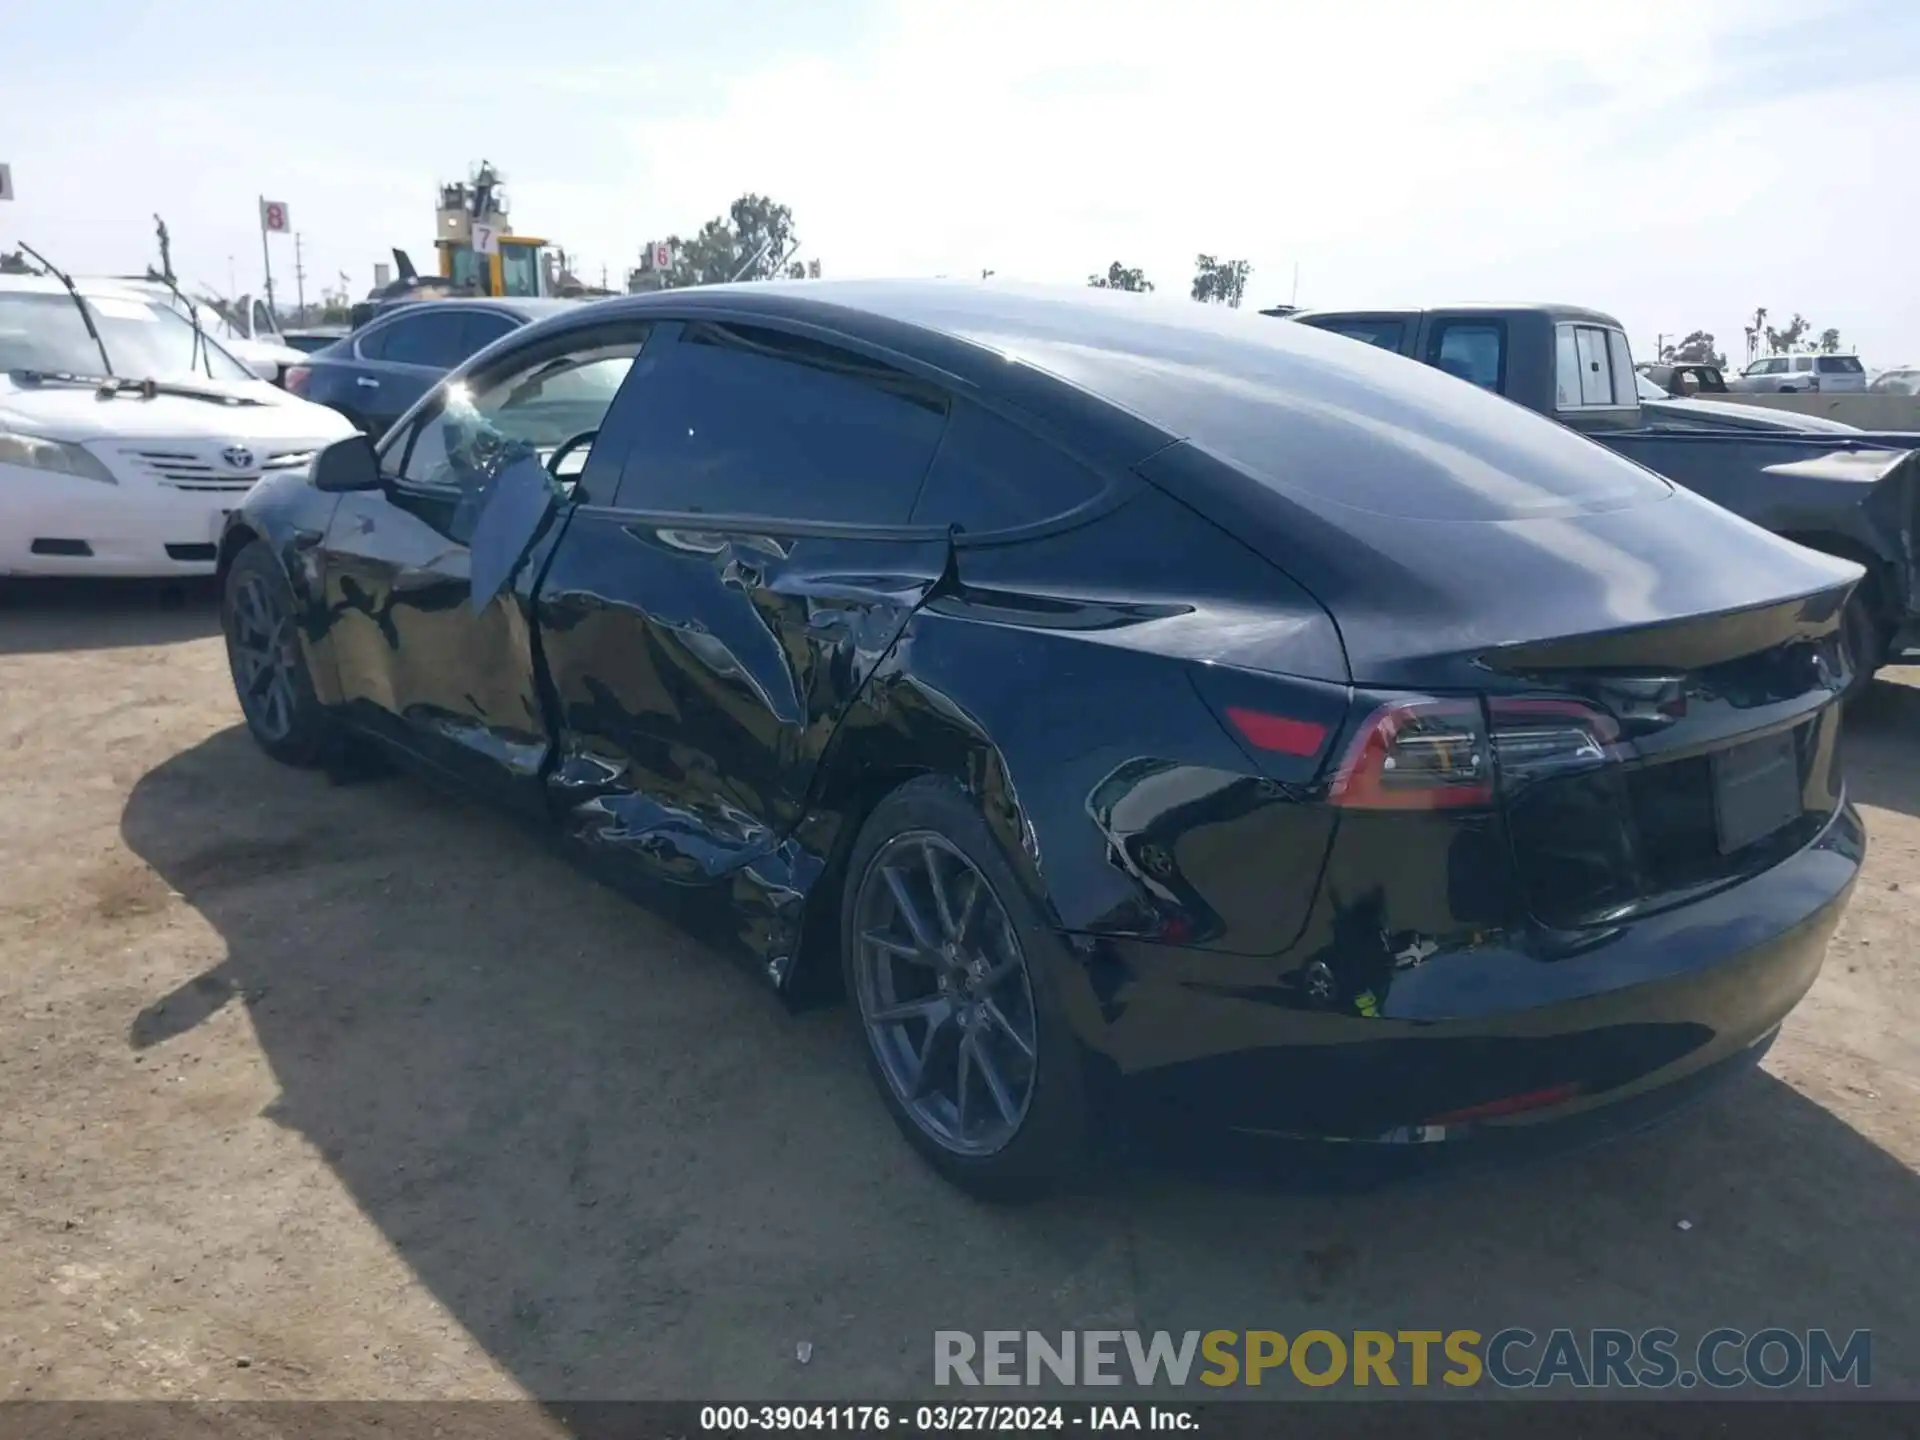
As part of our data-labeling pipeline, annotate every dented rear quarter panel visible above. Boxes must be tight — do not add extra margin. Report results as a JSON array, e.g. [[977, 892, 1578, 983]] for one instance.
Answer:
[[782, 482, 1355, 994]]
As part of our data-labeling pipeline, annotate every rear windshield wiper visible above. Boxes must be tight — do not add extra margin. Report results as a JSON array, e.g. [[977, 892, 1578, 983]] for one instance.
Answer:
[[16, 243, 114, 376]]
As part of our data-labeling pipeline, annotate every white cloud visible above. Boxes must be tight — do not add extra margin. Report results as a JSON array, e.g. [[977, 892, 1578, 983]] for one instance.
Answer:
[[581, 0, 1916, 361], [5, 0, 1913, 363]]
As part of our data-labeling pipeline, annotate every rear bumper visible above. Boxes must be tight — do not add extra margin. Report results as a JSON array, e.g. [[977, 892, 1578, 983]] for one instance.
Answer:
[[1087, 801, 1863, 1142]]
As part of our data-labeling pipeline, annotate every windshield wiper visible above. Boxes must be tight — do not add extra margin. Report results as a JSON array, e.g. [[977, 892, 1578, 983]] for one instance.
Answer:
[[10, 368, 115, 388], [104, 376, 260, 405], [149, 215, 213, 379], [8, 369, 258, 405], [17, 242, 114, 376]]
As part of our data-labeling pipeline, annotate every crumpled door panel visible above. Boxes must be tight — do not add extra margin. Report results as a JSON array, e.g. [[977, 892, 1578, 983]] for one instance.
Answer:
[[535, 509, 950, 902]]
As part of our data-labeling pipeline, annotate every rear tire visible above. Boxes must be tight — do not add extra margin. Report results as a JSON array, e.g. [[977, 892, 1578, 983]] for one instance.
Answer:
[[841, 776, 1095, 1201], [223, 541, 331, 766], [1841, 584, 1890, 706]]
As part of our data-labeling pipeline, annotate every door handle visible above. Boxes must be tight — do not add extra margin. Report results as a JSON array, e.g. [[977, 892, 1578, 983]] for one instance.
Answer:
[[721, 553, 762, 589], [356, 376, 381, 389]]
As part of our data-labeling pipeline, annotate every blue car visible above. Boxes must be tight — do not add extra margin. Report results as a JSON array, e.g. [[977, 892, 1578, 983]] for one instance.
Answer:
[[285, 297, 577, 437]]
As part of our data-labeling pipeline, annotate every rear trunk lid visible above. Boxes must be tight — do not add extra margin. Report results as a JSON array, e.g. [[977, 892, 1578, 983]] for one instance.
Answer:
[[1136, 438, 1864, 689], [1137, 440, 1859, 927], [1480, 588, 1850, 926]]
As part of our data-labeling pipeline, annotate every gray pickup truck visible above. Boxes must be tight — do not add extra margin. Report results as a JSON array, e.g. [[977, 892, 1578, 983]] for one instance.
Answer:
[[1290, 303, 1920, 692]]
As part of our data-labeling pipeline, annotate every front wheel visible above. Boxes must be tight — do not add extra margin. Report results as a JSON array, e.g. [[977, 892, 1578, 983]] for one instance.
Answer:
[[841, 776, 1094, 1200], [223, 541, 331, 765]]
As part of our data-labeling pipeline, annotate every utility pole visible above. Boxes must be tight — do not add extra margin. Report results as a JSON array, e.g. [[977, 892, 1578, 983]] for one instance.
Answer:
[[294, 233, 307, 318], [1657, 332, 1669, 360], [227, 254, 236, 296]]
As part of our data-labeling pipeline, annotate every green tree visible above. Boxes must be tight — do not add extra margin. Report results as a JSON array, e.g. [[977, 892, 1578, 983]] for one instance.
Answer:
[[659, 193, 803, 288], [1190, 254, 1252, 308], [1088, 261, 1153, 292], [1660, 331, 1727, 368], [1764, 312, 1810, 354], [1742, 307, 1842, 359]]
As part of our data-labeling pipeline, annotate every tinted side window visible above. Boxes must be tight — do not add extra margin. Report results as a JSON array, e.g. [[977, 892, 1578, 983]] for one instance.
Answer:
[[910, 402, 1106, 534], [1554, 326, 1582, 407], [1314, 319, 1405, 352], [355, 323, 390, 361], [400, 328, 649, 489], [391, 327, 650, 541], [613, 322, 948, 524], [1574, 326, 1614, 405], [383, 311, 469, 368], [462, 311, 518, 357], [1428, 321, 1504, 392], [1817, 355, 1863, 375], [1605, 330, 1637, 406]]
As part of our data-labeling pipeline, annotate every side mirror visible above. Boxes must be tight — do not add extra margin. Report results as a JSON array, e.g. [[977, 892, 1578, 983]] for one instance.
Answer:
[[312, 434, 384, 493]]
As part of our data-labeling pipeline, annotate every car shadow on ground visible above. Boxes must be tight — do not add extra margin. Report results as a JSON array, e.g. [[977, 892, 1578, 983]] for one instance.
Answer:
[[120, 727, 1920, 1399], [1845, 674, 1920, 819], [0, 578, 221, 655]]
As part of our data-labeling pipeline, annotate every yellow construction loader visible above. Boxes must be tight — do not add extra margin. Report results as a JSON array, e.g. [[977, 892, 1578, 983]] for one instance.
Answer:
[[432, 162, 555, 299]]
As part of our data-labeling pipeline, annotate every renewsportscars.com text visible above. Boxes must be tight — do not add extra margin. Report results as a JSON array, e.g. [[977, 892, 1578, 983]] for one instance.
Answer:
[[933, 1328, 1871, 1390]]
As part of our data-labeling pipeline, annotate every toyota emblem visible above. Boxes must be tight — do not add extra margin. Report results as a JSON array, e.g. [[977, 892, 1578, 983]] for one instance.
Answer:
[[221, 445, 256, 471]]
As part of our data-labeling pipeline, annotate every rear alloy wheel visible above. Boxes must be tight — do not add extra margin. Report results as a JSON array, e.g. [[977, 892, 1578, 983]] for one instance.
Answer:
[[842, 777, 1092, 1199], [223, 542, 329, 765], [854, 832, 1038, 1154]]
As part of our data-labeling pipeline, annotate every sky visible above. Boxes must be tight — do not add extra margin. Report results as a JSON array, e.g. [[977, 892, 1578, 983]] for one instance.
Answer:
[[4, 0, 1916, 366]]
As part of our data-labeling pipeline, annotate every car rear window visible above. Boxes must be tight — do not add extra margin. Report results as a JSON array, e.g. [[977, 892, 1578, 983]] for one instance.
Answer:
[[1428, 321, 1505, 392], [1307, 318, 1405, 352], [1003, 325, 1672, 523], [1816, 356, 1864, 374]]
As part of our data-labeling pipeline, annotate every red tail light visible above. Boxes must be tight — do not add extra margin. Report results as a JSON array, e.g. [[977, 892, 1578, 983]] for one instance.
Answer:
[[1329, 698, 1493, 810], [1329, 695, 1620, 811], [1484, 696, 1620, 789], [283, 365, 311, 396]]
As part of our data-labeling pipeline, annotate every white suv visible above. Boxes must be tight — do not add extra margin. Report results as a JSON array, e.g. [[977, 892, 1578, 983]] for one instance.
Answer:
[[1728, 353, 1868, 393]]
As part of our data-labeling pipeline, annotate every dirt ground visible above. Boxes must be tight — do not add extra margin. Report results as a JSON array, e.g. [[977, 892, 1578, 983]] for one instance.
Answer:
[[1, 579, 1917, 1402]]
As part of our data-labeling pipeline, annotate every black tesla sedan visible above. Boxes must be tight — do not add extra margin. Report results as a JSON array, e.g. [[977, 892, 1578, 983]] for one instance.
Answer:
[[217, 280, 1865, 1197]]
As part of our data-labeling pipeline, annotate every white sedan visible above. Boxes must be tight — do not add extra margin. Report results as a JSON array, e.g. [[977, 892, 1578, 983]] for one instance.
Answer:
[[0, 273, 356, 577]]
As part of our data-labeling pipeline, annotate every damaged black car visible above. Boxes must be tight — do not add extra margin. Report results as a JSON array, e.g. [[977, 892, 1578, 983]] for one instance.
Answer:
[[218, 281, 1865, 1197]]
